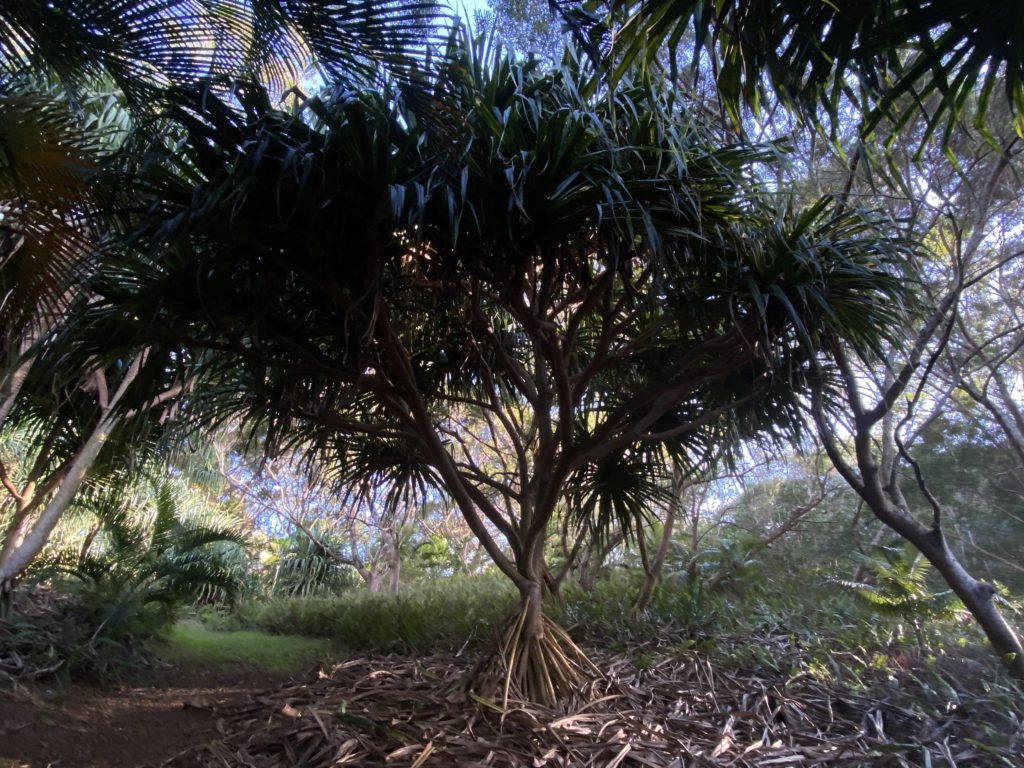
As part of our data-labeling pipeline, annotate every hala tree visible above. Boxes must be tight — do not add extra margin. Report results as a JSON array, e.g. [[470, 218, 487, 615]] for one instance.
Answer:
[[78, 35, 912, 702]]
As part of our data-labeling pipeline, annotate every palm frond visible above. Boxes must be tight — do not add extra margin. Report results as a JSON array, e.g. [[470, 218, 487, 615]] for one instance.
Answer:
[[566, 442, 672, 546], [834, 546, 961, 622], [609, 0, 1024, 140], [0, 1, 445, 104], [0, 81, 102, 331]]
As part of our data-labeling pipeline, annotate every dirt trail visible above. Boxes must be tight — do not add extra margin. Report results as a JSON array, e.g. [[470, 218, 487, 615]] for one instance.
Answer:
[[0, 667, 292, 768]]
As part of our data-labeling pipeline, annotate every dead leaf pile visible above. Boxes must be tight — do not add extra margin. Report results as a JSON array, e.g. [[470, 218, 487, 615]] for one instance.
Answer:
[[160, 651, 1020, 767]]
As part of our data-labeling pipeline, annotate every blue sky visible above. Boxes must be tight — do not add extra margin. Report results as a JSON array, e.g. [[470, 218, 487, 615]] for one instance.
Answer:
[[452, 0, 490, 23]]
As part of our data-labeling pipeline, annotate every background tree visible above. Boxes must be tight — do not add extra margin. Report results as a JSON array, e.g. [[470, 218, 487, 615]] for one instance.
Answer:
[[559, 0, 1024, 679], [476, 0, 566, 63]]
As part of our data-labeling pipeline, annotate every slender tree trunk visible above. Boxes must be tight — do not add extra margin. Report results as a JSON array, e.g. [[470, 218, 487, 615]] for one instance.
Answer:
[[78, 523, 100, 564], [498, 543, 589, 705], [0, 350, 148, 598], [0, 482, 36, 565], [0, 414, 116, 591], [576, 533, 622, 592], [635, 475, 681, 613], [874, 501, 1024, 679], [387, 536, 401, 596]]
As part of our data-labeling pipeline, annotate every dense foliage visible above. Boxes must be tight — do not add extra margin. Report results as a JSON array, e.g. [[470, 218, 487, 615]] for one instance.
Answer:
[[1, 0, 1023, 713]]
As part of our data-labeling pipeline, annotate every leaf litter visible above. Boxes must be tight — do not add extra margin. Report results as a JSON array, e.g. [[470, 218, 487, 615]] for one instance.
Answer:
[[157, 646, 1023, 768]]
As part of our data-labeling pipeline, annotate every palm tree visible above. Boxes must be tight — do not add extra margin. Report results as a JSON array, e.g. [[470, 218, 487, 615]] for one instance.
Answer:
[[269, 528, 357, 598], [72, 30, 914, 702], [36, 481, 249, 639], [1, 1, 443, 101], [1, 0, 445, 335]]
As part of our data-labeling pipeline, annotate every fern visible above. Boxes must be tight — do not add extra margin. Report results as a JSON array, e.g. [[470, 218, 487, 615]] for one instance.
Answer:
[[833, 546, 960, 648]]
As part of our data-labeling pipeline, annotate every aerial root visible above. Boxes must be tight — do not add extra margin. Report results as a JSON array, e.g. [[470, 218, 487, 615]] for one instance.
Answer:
[[469, 602, 601, 708]]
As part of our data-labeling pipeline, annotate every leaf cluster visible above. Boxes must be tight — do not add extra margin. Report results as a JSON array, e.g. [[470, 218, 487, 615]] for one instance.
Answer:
[[606, 0, 1024, 141]]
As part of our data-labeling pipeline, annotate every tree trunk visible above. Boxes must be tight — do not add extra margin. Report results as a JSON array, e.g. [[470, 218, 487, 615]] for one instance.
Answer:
[[635, 466, 684, 613], [0, 482, 36, 566], [518, 539, 547, 644], [883, 512, 1024, 679], [576, 533, 622, 592], [0, 350, 148, 594], [814, 377, 1024, 680], [519, 577, 544, 645], [0, 414, 116, 591], [635, 513, 676, 613], [387, 537, 401, 596]]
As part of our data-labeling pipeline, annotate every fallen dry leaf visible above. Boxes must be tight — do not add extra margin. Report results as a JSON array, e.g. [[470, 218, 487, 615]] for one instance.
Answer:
[[153, 648, 1016, 768]]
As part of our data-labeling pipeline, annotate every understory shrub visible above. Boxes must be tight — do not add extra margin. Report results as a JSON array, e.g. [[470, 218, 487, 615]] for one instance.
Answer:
[[224, 566, 1008, 698], [234, 573, 518, 652], [556, 572, 718, 645]]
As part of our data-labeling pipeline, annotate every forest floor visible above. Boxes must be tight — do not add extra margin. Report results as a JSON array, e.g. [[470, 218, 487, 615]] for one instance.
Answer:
[[0, 665, 287, 768], [0, 624, 333, 768], [1, 625, 1022, 768]]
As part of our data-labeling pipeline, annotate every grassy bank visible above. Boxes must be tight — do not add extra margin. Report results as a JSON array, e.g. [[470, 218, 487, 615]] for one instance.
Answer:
[[158, 622, 339, 674]]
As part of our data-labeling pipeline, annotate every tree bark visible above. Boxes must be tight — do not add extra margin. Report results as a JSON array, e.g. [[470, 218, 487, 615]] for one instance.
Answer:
[[519, 576, 544, 645], [862, 483, 1024, 679], [576, 533, 623, 592], [387, 534, 401, 596], [0, 482, 36, 566], [0, 414, 115, 594]]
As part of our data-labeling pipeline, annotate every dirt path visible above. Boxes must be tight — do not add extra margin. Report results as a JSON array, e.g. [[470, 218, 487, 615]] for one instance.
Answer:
[[0, 667, 293, 768]]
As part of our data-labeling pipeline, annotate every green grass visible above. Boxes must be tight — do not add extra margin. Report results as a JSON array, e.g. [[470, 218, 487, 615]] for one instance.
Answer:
[[158, 622, 340, 673]]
